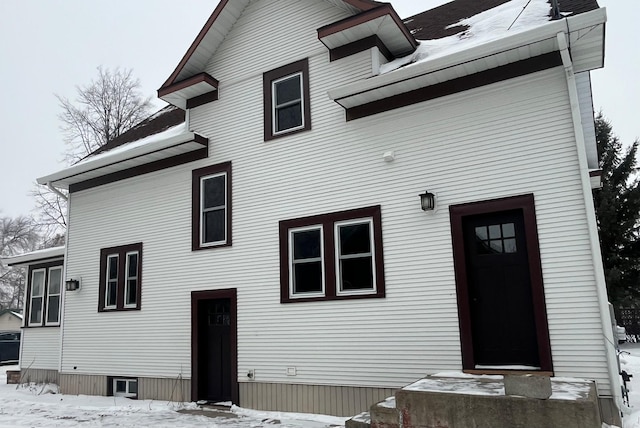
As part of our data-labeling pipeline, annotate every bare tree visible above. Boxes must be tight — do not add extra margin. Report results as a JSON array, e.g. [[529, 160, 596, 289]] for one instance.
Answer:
[[0, 215, 41, 310], [32, 66, 152, 236], [58, 66, 152, 164]]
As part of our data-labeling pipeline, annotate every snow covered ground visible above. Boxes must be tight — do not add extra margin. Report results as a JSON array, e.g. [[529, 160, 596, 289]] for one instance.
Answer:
[[3, 350, 640, 427], [0, 366, 346, 427]]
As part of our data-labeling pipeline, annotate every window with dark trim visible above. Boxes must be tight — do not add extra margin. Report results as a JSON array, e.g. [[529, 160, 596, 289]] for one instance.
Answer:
[[192, 162, 232, 251], [25, 262, 63, 327], [99, 243, 142, 312], [279, 206, 385, 303], [263, 58, 311, 141]]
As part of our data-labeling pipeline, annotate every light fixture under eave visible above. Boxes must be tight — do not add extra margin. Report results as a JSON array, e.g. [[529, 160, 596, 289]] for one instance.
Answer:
[[65, 279, 80, 291], [419, 190, 436, 211]]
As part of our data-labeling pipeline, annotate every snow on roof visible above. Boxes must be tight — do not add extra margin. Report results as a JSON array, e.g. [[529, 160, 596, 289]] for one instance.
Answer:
[[2, 246, 65, 266], [10, 311, 22, 319], [73, 122, 187, 167], [381, 0, 554, 75]]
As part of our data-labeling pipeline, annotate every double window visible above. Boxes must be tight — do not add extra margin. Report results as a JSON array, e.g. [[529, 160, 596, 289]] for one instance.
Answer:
[[263, 58, 311, 141], [279, 206, 385, 303], [26, 263, 62, 326], [192, 162, 232, 250], [99, 243, 142, 312], [108, 377, 138, 399]]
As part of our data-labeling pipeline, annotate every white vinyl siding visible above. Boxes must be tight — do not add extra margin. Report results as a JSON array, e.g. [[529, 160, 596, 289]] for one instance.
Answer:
[[20, 327, 60, 370], [60, 0, 611, 397]]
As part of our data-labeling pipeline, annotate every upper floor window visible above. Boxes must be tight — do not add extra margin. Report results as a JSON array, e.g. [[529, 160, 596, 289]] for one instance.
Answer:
[[26, 263, 62, 327], [279, 206, 385, 303], [99, 243, 142, 312], [192, 162, 232, 250], [263, 58, 311, 141]]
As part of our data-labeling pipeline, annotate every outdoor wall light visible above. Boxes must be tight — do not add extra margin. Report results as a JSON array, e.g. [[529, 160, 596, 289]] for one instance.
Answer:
[[65, 279, 80, 291], [419, 190, 436, 211]]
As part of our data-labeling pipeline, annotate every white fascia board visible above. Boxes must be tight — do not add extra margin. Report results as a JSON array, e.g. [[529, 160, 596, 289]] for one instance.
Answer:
[[328, 8, 606, 101], [37, 130, 200, 186], [3, 246, 65, 266]]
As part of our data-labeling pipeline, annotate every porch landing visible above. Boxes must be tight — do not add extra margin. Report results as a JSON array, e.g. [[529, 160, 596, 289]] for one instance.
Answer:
[[347, 374, 602, 428]]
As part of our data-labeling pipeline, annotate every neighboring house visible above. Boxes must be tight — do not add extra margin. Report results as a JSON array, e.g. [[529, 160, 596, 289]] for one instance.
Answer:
[[0, 309, 23, 332], [3, 246, 64, 383], [5, 0, 620, 424]]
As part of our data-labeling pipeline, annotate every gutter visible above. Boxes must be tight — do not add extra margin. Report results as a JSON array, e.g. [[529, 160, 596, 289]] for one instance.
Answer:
[[557, 31, 623, 412], [47, 182, 68, 201]]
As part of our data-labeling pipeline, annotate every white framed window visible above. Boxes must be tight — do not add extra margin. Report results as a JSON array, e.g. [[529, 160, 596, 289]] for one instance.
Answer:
[[288, 225, 325, 298], [335, 218, 376, 295], [263, 58, 310, 141], [124, 251, 139, 308], [279, 206, 385, 303], [45, 266, 62, 325], [112, 377, 138, 398], [99, 243, 142, 312], [105, 254, 119, 309], [200, 172, 227, 247], [28, 268, 46, 326], [272, 72, 304, 135]]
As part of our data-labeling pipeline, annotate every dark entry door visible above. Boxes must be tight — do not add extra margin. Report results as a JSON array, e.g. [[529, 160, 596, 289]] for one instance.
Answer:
[[462, 209, 539, 367], [197, 298, 232, 401]]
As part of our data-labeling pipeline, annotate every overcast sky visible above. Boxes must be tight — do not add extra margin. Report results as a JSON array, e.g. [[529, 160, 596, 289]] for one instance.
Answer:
[[0, 0, 637, 218]]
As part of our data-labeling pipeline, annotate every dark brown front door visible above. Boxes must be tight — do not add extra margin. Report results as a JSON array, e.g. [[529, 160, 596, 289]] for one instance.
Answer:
[[192, 289, 238, 404], [463, 210, 538, 367], [450, 194, 553, 372]]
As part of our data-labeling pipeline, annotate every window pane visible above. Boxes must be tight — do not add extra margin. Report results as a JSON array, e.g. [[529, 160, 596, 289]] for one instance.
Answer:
[[47, 296, 60, 324], [126, 279, 137, 306], [30, 297, 42, 324], [203, 209, 225, 243], [127, 253, 138, 278], [293, 262, 322, 293], [203, 175, 225, 208], [489, 240, 503, 253], [502, 223, 515, 238], [128, 380, 138, 394], [108, 256, 118, 280], [276, 103, 302, 132], [49, 269, 61, 295], [504, 238, 517, 253], [32, 271, 45, 297], [275, 75, 301, 105], [475, 226, 488, 240], [341, 257, 373, 290], [116, 380, 126, 393], [488, 225, 501, 239], [293, 229, 321, 259], [107, 281, 117, 307], [339, 223, 371, 255]]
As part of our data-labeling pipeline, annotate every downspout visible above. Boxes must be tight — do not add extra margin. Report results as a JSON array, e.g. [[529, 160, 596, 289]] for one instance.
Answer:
[[557, 31, 623, 412], [45, 181, 69, 374]]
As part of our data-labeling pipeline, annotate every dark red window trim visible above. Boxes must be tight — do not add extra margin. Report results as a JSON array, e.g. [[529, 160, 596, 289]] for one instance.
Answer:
[[24, 260, 64, 328], [449, 194, 553, 373], [279, 205, 385, 303], [263, 58, 311, 141], [191, 161, 232, 251], [98, 243, 143, 312]]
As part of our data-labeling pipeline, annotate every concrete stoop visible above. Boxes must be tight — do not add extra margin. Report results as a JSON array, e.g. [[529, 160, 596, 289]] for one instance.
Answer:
[[346, 375, 602, 428]]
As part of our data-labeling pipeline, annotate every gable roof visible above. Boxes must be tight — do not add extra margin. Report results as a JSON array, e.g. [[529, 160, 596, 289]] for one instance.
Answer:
[[160, 0, 384, 91]]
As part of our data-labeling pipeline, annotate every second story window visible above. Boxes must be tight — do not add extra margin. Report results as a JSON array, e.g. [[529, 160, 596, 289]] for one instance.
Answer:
[[192, 162, 232, 251], [263, 58, 311, 141]]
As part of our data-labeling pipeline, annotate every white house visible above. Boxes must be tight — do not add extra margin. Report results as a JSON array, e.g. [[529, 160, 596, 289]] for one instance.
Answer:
[[7, 0, 620, 424]]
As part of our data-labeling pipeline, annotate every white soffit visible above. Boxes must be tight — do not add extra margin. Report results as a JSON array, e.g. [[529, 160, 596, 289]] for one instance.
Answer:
[[4, 246, 65, 266], [37, 130, 207, 190], [320, 13, 415, 56], [328, 8, 605, 108]]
